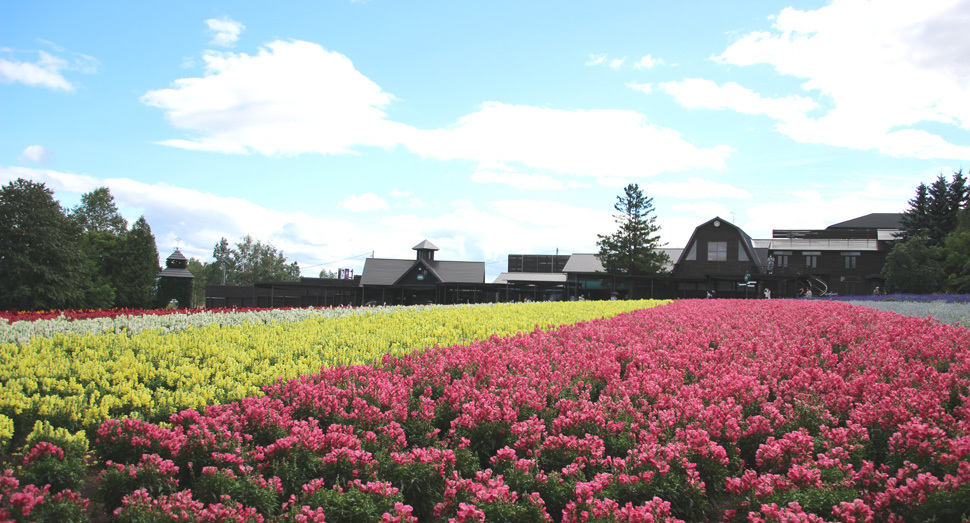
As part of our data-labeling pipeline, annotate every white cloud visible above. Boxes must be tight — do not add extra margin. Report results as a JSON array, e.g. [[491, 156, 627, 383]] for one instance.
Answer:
[[142, 38, 733, 180], [660, 79, 818, 122], [20, 145, 51, 164], [339, 192, 390, 212], [634, 54, 663, 69], [0, 50, 73, 91], [713, 0, 970, 159], [141, 40, 410, 155], [206, 16, 246, 47], [470, 164, 564, 190], [0, 43, 98, 92], [627, 82, 652, 94], [407, 102, 733, 179], [643, 177, 752, 199], [586, 54, 627, 69]]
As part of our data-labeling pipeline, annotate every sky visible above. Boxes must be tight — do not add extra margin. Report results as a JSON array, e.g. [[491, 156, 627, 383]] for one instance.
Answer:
[[2, 0, 969, 281]]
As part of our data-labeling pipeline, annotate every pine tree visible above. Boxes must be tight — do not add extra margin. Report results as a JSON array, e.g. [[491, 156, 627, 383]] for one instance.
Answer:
[[899, 183, 930, 241], [596, 184, 670, 284]]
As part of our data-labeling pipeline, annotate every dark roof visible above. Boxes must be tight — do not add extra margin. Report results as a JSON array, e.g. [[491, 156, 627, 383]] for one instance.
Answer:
[[413, 240, 439, 251], [827, 213, 903, 229], [165, 249, 188, 261], [563, 249, 681, 274], [361, 259, 415, 285], [426, 260, 485, 283], [158, 267, 194, 278], [360, 258, 484, 285]]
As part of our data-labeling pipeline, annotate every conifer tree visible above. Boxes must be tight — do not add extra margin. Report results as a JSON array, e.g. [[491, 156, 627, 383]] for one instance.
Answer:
[[596, 184, 669, 297]]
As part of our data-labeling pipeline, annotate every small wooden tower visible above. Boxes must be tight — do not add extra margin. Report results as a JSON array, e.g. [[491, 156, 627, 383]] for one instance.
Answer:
[[157, 248, 194, 308], [413, 239, 438, 261]]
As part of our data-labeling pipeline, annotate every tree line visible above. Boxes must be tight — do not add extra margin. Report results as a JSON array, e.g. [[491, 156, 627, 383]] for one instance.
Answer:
[[884, 170, 970, 293], [0, 179, 159, 311], [0, 179, 307, 311], [186, 237, 301, 307]]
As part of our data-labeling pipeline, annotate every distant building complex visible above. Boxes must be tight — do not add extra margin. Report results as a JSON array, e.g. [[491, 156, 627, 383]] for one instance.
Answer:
[[200, 213, 902, 307]]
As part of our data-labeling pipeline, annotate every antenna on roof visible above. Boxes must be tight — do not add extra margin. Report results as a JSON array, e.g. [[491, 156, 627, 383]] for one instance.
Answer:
[[730, 212, 736, 223]]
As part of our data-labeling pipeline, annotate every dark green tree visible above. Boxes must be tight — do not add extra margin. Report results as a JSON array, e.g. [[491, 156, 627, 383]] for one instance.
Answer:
[[0, 179, 86, 310], [926, 175, 953, 246], [72, 187, 129, 309], [941, 207, 970, 293], [216, 235, 301, 286], [883, 235, 945, 294], [596, 184, 669, 297], [71, 187, 127, 235], [77, 230, 121, 309], [899, 183, 930, 242], [187, 257, 225, 307], [115, 216, 159, 309]]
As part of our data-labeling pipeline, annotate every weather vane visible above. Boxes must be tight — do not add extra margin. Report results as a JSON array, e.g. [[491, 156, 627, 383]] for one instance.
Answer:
[[175, 236, 182, 251]]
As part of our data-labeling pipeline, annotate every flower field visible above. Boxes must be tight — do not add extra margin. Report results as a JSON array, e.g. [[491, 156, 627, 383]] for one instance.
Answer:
[[1, 305, 416, 345], [3, 299, 970, 522], [0, 301, 658, 449]]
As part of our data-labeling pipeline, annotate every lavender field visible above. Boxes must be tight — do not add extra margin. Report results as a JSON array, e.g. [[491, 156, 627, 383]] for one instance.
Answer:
[[824, 294, 970, 327]]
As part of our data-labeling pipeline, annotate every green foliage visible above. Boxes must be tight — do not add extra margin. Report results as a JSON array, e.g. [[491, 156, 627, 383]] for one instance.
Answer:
[[19, 442, 87, 492], [17, 491, 90, 523], [156, 275, 192, 310], [596, 184, 670, 296], [285, 483, 406, 523], [192, 470, 281, 517], [116, 216, 160, 309], [900, 170, 968, 246], [212, 235, 301, 286], [762, 486, 860, 520], [187, 258, 210, 307], [71, 187, 127, 235], [883, 235, 945, 294], [0, 178, 86, 310], [0, 183, 160, 311], [942, 210, 970, 293], [78, 230, 122, 309]]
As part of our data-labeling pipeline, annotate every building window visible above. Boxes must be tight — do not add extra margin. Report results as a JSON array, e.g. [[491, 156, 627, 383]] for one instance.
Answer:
[[842, 251, 860, 270], [708, 241, 727, 261], [803, 251, 820, 269], [775, 251, 791, 269]]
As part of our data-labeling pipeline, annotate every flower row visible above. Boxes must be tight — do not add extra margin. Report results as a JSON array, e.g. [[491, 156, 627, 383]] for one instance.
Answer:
[[4, 299, 966, 521], [0, 300, 662, 452], [1, 304, 418, 345]]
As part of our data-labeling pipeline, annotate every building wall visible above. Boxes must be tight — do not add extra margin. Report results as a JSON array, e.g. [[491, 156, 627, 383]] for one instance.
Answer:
[[674, 222, 761, 280]]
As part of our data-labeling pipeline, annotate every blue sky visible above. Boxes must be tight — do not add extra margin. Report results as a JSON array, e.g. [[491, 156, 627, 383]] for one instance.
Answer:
[[2, 0, 968, 281]]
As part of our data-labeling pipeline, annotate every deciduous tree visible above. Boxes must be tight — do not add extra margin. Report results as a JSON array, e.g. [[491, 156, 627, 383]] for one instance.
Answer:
[[0, 179, 86, 310], [115, 216, 160, 309], [884, 235, 944, 294], [211, 235, 301, 286]]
